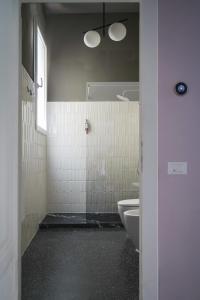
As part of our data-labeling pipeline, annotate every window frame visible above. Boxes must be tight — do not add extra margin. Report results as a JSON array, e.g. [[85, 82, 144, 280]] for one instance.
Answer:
[[34, 21, 47, 135]]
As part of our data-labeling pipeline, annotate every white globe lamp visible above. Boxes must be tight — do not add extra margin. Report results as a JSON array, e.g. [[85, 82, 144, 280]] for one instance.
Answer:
[[108, 22, 127, 42], [84, 30, 101, 48]]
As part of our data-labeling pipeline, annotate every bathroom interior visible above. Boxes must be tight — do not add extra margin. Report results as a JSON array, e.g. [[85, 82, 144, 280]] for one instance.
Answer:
[[21, 2, 140, 299]]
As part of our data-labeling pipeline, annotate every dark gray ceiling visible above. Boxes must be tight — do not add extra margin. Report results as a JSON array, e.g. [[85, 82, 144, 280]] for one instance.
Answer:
[[44, 3, 139, 15]]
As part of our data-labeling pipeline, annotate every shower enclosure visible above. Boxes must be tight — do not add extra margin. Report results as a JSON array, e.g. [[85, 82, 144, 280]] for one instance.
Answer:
[[46, 99, 139, 224]]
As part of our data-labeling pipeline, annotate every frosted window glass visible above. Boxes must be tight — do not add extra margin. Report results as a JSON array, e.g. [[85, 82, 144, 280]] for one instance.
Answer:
[[36, 26, 47, 132]]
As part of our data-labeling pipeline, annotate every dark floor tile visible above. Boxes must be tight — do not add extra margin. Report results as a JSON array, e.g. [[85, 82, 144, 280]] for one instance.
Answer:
[[22, 228, 139, 300]]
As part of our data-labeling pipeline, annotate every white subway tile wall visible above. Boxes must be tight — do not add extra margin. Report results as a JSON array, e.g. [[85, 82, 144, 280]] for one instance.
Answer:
[[47, 102, 139, 213], [21, 67, 47, 254], [47, 103, 87, 213], [86, 102, 139, 212]]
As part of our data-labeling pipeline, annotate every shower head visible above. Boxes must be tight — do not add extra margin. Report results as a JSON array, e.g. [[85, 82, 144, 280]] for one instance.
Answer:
[[116, 94, 130, 101], [116, 89, 137, 102]]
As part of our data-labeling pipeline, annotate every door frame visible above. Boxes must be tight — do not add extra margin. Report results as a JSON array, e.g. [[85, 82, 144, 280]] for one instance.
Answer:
[[0, 0, 158, 299]]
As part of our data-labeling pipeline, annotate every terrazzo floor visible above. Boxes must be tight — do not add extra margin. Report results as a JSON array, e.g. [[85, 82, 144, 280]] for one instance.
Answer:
[[22, 228, 139, 300]]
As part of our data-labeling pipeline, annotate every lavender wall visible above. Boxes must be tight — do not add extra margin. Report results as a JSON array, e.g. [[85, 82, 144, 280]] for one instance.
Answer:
[[158, 1, 200, 299]]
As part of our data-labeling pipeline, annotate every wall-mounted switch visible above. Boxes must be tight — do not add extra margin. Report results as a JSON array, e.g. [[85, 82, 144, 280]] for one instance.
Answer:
[[168, 162, 187, 175]]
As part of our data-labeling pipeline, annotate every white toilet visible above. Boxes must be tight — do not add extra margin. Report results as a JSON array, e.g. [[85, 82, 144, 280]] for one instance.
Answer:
[[124, 209, 140, 251], [117, 199, 139, 225]]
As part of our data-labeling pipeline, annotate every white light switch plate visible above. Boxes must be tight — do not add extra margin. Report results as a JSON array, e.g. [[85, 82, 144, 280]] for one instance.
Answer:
[[168, 162, 187, 175]]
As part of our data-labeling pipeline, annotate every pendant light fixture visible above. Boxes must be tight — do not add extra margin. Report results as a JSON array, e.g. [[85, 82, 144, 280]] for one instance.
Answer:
[[108, 22, 127, 42], [84, 30, 101, 48], [83, 3, 128, 48]]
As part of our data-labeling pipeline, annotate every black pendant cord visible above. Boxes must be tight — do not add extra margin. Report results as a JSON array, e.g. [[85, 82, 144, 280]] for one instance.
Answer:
[[83, 2, 128, 35], [103, 2, 105, 37]]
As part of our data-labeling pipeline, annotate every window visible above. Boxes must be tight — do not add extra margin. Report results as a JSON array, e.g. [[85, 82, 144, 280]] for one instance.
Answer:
[[36, 26, 47, 133]]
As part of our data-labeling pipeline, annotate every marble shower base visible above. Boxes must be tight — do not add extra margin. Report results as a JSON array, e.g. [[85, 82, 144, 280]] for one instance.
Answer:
[[40, 213, 123, 229]]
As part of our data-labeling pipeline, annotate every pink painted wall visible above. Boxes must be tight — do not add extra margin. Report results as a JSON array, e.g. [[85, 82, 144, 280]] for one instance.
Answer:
[[158, 0, 200, 299]]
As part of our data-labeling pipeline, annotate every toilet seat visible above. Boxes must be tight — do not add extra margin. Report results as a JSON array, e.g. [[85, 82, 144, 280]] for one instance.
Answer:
[[124, 209, 140, 217], [118, 199, 139, 207]]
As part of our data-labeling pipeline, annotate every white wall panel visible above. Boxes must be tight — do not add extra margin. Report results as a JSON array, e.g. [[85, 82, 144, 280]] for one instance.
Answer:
[[21, 67, 47, 254], [47, 102, 139, 213], [86, 102, 139, 212], [47, 103, 86, 213], [0, 0, 20, 298]]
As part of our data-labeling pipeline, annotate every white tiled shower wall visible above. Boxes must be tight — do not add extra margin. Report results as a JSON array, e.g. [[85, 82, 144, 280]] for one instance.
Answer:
[[86, 102, 139, 212], [47, 102, 139, 213], [21, 67, 47, 254], [47, 103, 86, 213]]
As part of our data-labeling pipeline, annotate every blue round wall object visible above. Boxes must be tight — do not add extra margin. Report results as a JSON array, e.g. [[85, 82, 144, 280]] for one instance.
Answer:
[[175, 82, 188, 95]]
